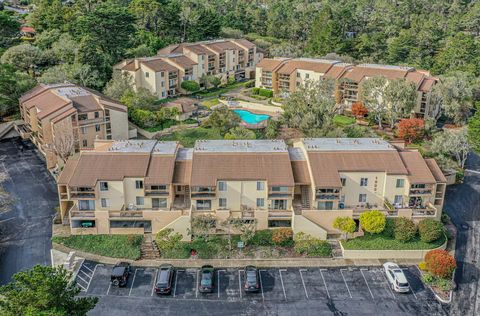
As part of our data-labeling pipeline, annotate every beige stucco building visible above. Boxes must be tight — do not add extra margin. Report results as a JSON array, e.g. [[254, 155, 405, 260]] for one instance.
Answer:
[[255, 58, 440, 119], [114, 39, 263, 99], [17, 84, 129, 170], [57, 138, 446, 240]]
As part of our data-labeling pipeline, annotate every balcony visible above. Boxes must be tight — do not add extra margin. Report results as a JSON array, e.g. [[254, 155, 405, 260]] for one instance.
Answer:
[[69, 187, 96, 199], [409, 188, 433, 195], [145, 189, 169, 196], [268, 209, 292, 218], [69, 205, 95, 218], [316, 194, 339, 200], [109, 210, 144, 218], [191, 187, 216, 199], [78, 117, 104, 125]]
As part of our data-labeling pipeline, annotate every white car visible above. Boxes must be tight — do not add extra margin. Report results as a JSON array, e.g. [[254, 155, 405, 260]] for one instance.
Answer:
[[383, 262, 410, 293]]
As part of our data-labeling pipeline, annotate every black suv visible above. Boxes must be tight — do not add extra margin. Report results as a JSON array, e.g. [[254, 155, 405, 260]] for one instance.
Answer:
[[199, 265, 214, 293], [110, 262, 131, 287], [154, 264, 175, 295], [244, 266, 260, 292]]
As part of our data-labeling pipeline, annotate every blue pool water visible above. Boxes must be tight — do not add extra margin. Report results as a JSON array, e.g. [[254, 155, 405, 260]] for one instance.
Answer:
[[233, 109, 271, 124]]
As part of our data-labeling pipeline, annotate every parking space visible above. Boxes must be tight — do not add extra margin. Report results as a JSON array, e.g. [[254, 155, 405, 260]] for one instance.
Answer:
[[76, 263, 434, 305]]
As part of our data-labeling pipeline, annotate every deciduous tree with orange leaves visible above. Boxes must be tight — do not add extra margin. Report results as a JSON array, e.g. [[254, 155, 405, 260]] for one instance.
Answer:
[[397, 118, 425, 143], [424, 249, 456, 278]]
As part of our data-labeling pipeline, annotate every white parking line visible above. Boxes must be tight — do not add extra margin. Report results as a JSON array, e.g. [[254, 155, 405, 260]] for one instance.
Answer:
[[340, 269, 352, 298], [77, 274, 89, 285], [299, 269, 309, 299], [196, 270, 199, 298], [79, 269, 92, 278], [402, 268, 418, 300], [174, 269, 184, 297], [360, 269, 374, 299], [319, 269, 330, 299], [86, 264, 99, 293], [106, 283, 111, 296], [217, 270, 226, 298], [382, 271, 397, 299], [238, 270, 242, 299], [151, 269, 158, 297], [128, 269, 139, 296], [83, 265, 94, 273], [278, 269, 287, 300], [258, 270, 265, 301], [77, 282, 87, 291]]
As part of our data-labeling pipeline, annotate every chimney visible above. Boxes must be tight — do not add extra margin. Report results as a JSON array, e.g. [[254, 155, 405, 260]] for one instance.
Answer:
[[134, 59, 140, 69]]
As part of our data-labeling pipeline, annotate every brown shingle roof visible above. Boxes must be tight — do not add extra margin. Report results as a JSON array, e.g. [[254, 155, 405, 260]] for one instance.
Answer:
[[205, 41, 242, 52], [418, 78, 436, 92], [58, 158, 79, 185], [70, 95, 102, 112], [185, 44, 211, 55], [173, 160, 192, 184], [190, 152, 294, 187], [233, 39, 255, 49], [425, 159, 447, 183], [68, 154, 151, 187], [121, 60, 138, 71], [324, 63, 354, 79], [256, 58, 288, 72], [167, 55, 197, 69], [399, 151, 436, 184], [142, 58, 179, 72], [145, 155, 176, 185], [291, 161, 311, 185], [277, 59, 338, 75], [307, 151, 409, 187], [342, 64, 413, 82]]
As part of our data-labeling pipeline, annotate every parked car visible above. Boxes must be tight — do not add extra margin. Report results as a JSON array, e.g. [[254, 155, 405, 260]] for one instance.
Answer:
[[199, 265, 214, 293], [154, 264, 175, 295], [110, 262, 131, 287], [383, 262, 410, 293], [244, 266, 260, 292]]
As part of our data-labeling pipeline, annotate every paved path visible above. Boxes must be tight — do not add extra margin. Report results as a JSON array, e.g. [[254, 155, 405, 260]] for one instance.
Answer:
[[445, 153, 480, 315], [0, 137, 57, 284]]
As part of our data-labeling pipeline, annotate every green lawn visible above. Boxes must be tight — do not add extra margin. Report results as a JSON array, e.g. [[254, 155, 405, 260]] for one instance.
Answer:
[[52, 235, 143, 260], [341, 233, 446, 250], [201, 98, 221, 108], [333, 114, 356, 126], [194, 81, 249, 98], [159, 127, 223, 147]]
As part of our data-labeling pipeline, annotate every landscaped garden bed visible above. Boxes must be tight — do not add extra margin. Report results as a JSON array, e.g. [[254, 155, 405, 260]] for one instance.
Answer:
[[52, 235, 143, 260], [341, 233, 446, 250], [159, 127, 223, 147], [418, 249, 456, 302]]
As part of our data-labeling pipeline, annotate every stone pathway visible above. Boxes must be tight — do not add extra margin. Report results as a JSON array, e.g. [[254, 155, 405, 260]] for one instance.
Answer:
[[140, 234, 160, 260]]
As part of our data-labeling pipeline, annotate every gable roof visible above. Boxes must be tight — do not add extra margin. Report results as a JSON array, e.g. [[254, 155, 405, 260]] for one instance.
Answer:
[[399, 151, 436, 184]]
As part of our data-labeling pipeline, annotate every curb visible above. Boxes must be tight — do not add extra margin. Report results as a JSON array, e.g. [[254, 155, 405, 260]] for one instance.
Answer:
[[52, 242, 420, 268]]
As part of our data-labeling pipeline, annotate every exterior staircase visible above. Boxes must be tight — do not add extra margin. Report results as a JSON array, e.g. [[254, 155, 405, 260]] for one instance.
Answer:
[[140, 234, 160, 260], [301, 186, 311, 209], [184, 186, 191, 208]]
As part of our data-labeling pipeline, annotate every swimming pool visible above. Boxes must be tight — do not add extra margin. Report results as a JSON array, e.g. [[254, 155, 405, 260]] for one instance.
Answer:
[[233, 109, 271, 124]]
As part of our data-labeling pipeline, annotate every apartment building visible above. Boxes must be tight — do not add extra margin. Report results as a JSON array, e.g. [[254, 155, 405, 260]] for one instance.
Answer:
[[115, 39, 263, 99], [255, 58, 439, 119], [57, 138, 446, 240], [17, 84, 129, 170]]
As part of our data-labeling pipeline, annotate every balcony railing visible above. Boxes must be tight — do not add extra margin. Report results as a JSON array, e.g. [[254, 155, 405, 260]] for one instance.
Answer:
[[109, 210, 144, 218], [69, 205, 95, 218], [268, 209, 292, 218], [409, 189, 433, 195]]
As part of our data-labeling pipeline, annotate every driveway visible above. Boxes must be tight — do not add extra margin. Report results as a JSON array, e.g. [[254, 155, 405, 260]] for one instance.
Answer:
[[444, 153, 480, 315], [78, 261, 448, 315], [0, 137, 58, 284]]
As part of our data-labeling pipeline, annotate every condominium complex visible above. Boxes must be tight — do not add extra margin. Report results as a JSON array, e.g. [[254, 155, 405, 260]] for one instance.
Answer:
[[17, 84, 129, 170], [114, 39, 263, 99], [255, 58, 439, 119], [57, 138, 446, 240]]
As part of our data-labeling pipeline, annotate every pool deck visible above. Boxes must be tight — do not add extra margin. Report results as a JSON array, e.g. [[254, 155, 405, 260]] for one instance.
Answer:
[[219, 99, 283, 115]]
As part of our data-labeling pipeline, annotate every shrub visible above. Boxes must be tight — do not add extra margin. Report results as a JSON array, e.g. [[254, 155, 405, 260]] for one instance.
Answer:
[[294, 233, 332, 257], [351, 102, 368, 117], [441, 213, 450, 225], [422, 273, 435, 284], [155, 228, 183, 252], [418, 261, 428, 271], [383, 218, 395, 238], [258, 88, 273, 98], [333, 216, 356, 239], [394, 217, 417, 242], [272, 228, 293, 247], [252, 87, 260, 95], [397, 118, 425, 143], [250, 230, 274, 246], [359, 210, 386, 234], [418, 219, 444, 243], [180, 80, 200, 92], [425, 249, 456, 278], [244, 80, 255, 88], [435, 277, 454, 291]]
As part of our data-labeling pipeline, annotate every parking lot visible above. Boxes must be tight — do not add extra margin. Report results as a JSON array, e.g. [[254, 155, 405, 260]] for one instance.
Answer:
[[77, 261, 435, 304]]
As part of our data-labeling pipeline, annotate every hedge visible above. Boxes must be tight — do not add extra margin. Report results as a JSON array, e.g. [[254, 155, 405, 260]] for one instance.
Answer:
[[418, 219, 444, 243], [394, 217, 417, 243]]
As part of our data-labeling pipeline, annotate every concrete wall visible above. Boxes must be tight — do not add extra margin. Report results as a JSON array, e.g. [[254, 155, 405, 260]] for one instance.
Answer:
[[302, 210, 354, 233], [292, 213, 328, 240], [109, 109, 129, 140]]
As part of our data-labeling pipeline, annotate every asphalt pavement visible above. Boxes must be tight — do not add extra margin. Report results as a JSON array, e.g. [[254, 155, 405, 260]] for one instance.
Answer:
[[0, 137, 58, 284]]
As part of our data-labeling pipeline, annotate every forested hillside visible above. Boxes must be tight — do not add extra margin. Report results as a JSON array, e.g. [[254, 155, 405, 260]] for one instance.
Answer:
[[1, 0, 480, 117]]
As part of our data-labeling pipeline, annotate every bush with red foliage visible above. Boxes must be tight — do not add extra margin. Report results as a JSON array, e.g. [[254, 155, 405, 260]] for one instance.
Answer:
[[424, 249, 456, 278], [272, 228, 294, 246], [397, 118, 425, 143], [351, 102, 368, 118]]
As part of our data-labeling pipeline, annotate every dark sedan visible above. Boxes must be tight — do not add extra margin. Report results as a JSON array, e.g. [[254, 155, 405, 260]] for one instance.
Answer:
[[244, 266, 260, 292], [199, 265, 214, 293]]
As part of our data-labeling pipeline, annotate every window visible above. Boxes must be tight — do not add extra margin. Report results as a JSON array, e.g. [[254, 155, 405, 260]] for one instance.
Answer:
[[218, 181, 226, 191], [95, 124, 100, 132], [272, 199, 287, 210], [79, 200, 95, 210], [359, 194, 367, 203], [151, 185, 167, 191], [100, 198, 109, 208], [161, 81, 164, 87], [81, 127, 87, 134], [394, 195, 403, 205], [340, 177, 346, 186], [136, 196, 144, 206], [78, 114, 87, 121], [94, 111, 99, 118], [317, 201, 333, 210], [135, 180, 143, 189], [296, 72, 300, 78], [161, 92, 166, 97], [257, 181, 264, 191], [161, 72, 164, 77], [305, 73, 310, 79], [340, 195, 345, 203], [82, 139, 88, 147], [145, 72, 149, 78], [396, 179, 405, 188], [152, 198, 167, 209], [360, 178, 368, 186], [271, 186, 288, 192], [219, 198, 227, 208], [196, 200, 211, 210], [256, 198, 265, 208], [100, 182, 109, 191]]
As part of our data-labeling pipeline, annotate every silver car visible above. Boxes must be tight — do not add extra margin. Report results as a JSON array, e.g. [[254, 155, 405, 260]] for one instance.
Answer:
[[383, 262, 410, 293]]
